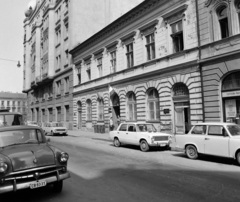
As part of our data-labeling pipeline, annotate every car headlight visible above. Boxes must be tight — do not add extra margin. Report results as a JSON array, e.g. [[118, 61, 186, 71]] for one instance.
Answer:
[[0, 162, 8, 173], [151, 137, 155, 143], [59, 152, 69, 163]]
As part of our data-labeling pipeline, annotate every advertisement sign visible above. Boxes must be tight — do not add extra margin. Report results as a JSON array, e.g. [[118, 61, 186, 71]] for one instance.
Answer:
[[222, 90, 240, 98], [225, 99, 236, 118]]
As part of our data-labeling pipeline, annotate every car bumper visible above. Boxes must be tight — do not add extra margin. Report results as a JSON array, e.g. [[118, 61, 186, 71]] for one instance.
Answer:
[[0, 172, 70, 194], [149, 141, 170, 147]]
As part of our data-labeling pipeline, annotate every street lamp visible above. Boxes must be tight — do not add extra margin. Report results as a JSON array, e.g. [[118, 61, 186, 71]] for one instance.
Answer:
[[0, 58, 21, 68]]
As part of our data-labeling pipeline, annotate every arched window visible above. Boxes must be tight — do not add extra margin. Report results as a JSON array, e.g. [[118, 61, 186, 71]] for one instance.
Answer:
[[173, 83, 189, 97], [222, 72, 240, 90], [217, 6, 229, 39], [127, 92, 137, 121], [86, 99, 92, 121], [77, 101, 82, 112], [147, 89, 160, 120], [98, 99, 104, 120]]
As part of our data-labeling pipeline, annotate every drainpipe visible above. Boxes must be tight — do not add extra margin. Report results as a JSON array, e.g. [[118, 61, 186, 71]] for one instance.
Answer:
[[195, 0, 205, 122]]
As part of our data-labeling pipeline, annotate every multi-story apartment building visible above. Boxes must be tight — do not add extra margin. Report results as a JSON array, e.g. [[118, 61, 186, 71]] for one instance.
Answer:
[[70, 0, 202, 133], [197, 0, 240, 125], [23, 0, 143, 129], [0, 92, 27, 120]]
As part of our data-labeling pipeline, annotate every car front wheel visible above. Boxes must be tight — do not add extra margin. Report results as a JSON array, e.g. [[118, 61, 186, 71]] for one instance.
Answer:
[[53, 180, 63, 193], [140, 140, 149, 152], [186, 145, 198, 159], [236, 151, 240, 165], [113, 138, 121, 147]]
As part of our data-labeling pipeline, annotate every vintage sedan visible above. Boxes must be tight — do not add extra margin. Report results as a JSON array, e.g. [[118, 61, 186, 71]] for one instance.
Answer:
[[42, 122, 68, 136], [174, 122, 240, 165], [109, 123, 172, 152], [0, 125, 70, 194]]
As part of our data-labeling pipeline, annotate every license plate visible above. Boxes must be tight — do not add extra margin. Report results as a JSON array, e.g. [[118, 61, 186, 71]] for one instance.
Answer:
[[30, 180, 47, 189], [160, 144, 166, 147]]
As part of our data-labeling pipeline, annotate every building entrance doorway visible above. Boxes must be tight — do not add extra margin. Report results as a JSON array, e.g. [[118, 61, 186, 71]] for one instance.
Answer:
[[172, 83, 190, 134], [111, 94, 120, 130]]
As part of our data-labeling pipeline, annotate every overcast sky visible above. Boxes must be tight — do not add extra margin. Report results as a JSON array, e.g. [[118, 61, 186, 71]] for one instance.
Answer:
[[0, 0, 30, 93]]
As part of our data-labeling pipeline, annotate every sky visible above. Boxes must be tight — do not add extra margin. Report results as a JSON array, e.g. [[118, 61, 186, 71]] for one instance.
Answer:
[[0, 0, 30, 93]]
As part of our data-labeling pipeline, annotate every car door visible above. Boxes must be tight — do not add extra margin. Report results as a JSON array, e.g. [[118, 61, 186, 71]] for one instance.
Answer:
[[204, 125, 229, 157], [187, 125, 206, 153], [126, 124, 138, 145], [117, 124, 128, 143]]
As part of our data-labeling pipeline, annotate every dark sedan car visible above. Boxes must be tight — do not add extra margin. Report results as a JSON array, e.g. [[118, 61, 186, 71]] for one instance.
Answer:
[[0, 125, 70, 194]]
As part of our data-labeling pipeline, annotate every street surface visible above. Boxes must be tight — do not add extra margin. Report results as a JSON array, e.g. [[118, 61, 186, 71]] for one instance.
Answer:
[[1, 131, 240, 202]]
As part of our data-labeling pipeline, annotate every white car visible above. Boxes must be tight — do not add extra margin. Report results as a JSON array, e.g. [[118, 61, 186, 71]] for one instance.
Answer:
[[109, 123, 172, 152], [174, 122, 240, 165], [42, 122, 68, 136], [26, 121, 38, 127]]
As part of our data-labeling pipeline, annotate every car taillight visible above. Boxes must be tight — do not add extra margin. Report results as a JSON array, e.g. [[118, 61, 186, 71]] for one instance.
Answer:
[[0, 162, 8, 173]]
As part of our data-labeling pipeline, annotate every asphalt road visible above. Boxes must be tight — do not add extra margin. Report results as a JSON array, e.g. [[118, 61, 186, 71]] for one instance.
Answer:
[[2, 134, 240, 202]]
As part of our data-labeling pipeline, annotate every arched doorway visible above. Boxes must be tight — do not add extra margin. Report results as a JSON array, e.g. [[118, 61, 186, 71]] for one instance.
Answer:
[[222, 71, 240, 125], [111, 94, 120, 130], [172, 83, 190, 134], [77, 101, 82, 129]]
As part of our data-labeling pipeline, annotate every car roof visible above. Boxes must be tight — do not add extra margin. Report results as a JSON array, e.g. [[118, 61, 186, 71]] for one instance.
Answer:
[[0, 125, 41, 132], [193, 122, 237, 126]]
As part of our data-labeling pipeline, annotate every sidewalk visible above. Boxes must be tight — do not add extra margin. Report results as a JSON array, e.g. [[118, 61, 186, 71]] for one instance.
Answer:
[[67, 130, 109, 140]]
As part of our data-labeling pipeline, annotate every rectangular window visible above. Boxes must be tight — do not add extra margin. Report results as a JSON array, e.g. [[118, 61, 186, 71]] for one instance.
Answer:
[[56, 80, 61, 96], [65, 105, 69, 122], [148, 102, 160, 120], [219, 18, 229, 39], [146, 33, 155, 60], [97, 58, 103, 77], [57, 107, 61, 122], [110, 51, 116, 73], [208, 126, 225, 136], [126, 43, 134, 68], [129, 103, 137, 121], [86, 62, 91, 81], [64, 77, 69, 94], [65, 50, 69, 66], [171, 20, 184, 53], [42, 109, 45, 122], [48, 108, 53, 122]]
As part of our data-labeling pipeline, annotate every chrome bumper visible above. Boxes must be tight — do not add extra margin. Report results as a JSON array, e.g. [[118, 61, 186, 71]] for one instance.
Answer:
[[0, 172, 70, 194]]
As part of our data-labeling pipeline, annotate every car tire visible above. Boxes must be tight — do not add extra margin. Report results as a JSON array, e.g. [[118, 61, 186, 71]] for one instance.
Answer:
[[186, 145, 198, 159], [113, 138, 121, 147], [140, 140, 149, 152], [53, 180, 63, 193], [236, 151, 240, 165]]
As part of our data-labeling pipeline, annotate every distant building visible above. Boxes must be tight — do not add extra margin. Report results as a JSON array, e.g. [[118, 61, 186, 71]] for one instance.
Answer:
[[0, 92, 27, 120], [23, 0, 143, 129]]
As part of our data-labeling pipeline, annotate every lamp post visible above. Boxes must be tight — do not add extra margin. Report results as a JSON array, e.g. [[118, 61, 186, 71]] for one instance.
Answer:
[[0, 58, 21, 67]]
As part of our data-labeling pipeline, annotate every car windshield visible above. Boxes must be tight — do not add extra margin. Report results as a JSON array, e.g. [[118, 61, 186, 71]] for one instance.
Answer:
[[0, 114, 24, 127], [137, 124, 157, 132], [0, 129, 44, 147], [50, 122, 64, 127], [227, 125, 240, 136]]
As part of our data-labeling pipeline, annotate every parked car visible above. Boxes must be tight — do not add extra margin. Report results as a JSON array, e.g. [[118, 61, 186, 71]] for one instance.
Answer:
[[42, 122, 68, 136], [26, 121, 38, 127], [0, 125, 70, 194], [174, 122, 240, 165], [109, 122, 172, 152], [0, 112, 24, 127]]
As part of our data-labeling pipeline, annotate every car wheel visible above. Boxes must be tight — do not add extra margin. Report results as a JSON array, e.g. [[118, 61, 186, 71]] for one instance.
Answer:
[[186, 145, 198, 159], [236, 151, 240, 165], [53, 180, 63, 193], [140, 140, 149, 152], [113, 138, 121, 147]]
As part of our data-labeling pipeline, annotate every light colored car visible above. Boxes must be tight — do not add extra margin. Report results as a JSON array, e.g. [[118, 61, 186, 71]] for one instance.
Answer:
[[109, 123, 172, 152], [174, 122, 240, 165], [42, 122, 68, 136], [26, 121, 38, 127]]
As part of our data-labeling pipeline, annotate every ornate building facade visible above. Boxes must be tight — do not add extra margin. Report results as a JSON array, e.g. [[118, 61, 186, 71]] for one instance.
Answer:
[[70, 0, 202, 133], [23, 0, 143, 129]]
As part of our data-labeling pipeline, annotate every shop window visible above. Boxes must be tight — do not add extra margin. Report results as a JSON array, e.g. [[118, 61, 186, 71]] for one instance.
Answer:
[[217, 6, 229, 39], [147, 89, 160, 120], [127, 92, 137, 121], [86, 99, 92, 121], [98, 99, 104, 120], [222, 72, 240, 90]]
